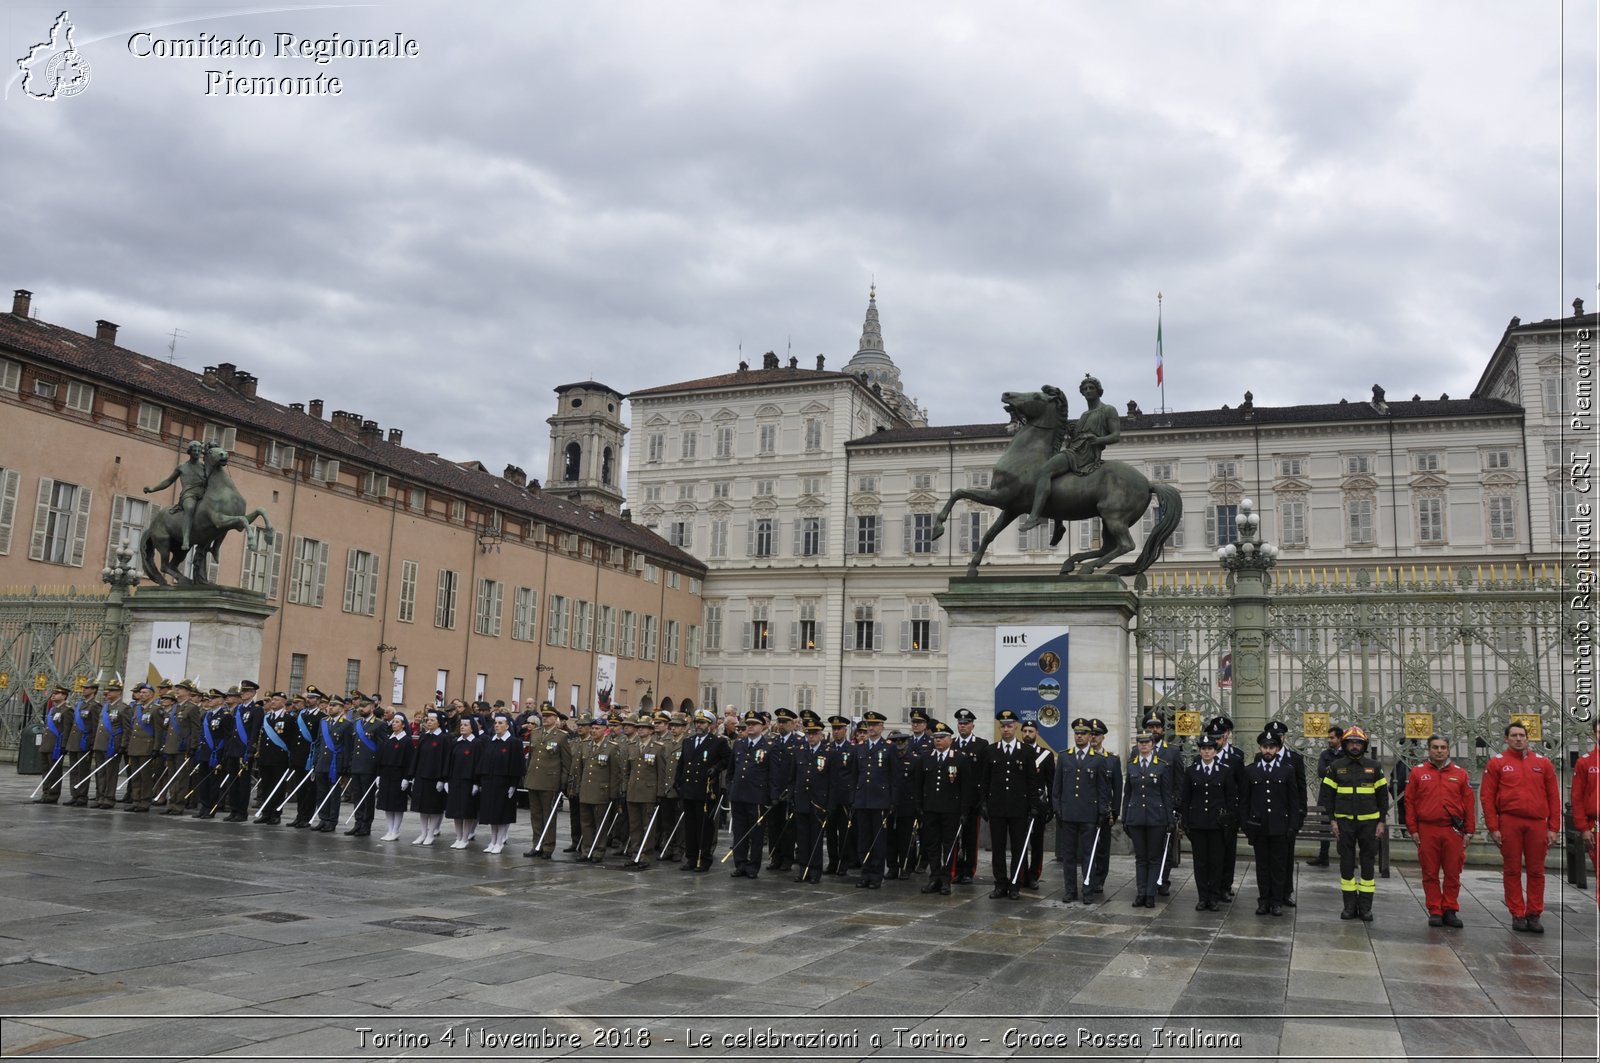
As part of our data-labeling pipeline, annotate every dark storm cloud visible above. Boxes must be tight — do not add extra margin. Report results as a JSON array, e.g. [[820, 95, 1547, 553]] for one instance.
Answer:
[[2, 1, 1592, 483]]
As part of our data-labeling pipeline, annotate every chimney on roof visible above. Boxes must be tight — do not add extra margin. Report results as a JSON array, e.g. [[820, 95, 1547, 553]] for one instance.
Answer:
[[308, 399, 323, 419], [788, 355, 798, 369], [202, 366, 220, 387], [232, 370, 257, 398], [737, 360, 748, 373], [527, 478, 540, 493], [215, 361, 236, 379], [387, 427, 403, 445], [360, 419, 381, 445], [620, 505, 631, 523], [816, 354, 825, 371], [763, 351, 779, 369], [12, 289, 31, 317], [1576, 297, 1586, 317], [290, 402, 304, 413], [95, 320, 118, 344], [330, 410, 363, 437], [503, 464, 527, 487]]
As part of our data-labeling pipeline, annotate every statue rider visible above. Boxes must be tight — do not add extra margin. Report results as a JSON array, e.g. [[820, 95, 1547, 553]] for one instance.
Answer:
[[1017, 375, 1121, 532], [144, 442, 208, 552]]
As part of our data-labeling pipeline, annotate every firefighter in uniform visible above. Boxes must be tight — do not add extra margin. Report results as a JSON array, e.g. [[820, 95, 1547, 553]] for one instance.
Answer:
[[1404, 733, 1475, 927], [1054, 718, 1111, 903], [1319, 725, 1389, 921]]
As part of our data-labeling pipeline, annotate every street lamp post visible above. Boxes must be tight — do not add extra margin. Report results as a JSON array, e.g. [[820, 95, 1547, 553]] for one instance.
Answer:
[[99, 534, 142, 682], [1215, 498, 1277, 739]]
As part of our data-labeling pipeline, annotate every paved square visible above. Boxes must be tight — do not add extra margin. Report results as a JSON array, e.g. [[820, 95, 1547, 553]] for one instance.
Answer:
[[1, 774, 1594, 1062]]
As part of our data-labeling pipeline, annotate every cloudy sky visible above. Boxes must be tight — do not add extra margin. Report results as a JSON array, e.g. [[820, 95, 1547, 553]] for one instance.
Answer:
[[5, 2, 1594, 480]]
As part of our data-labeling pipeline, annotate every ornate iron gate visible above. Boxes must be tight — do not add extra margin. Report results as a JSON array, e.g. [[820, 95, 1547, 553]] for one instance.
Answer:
[[0, 588, 112, 755], [1136, 565, 1573, 770]]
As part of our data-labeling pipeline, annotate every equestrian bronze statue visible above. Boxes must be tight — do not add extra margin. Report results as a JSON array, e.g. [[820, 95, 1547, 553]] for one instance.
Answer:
[[140, 443, 274, 586], [932, 382, 1182, 577]]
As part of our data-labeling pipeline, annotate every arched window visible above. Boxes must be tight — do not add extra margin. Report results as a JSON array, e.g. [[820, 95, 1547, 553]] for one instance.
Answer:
[[602, 446, 614, 485], [563, 442, 581, 482]]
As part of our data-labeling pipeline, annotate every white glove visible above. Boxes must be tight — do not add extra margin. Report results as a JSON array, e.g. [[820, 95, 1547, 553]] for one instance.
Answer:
[[471, 784, 480, 796], [507, 786, 515, 798], [401, 779, 411, 792], [443, 782, 449, 794]]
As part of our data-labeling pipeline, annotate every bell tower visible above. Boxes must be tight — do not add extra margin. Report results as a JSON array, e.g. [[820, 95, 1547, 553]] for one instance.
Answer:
[[547, 381, 627, 514]]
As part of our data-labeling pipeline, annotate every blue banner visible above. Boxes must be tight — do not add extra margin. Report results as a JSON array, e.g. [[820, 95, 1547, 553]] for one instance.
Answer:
[[993, 626, 1070, 751]]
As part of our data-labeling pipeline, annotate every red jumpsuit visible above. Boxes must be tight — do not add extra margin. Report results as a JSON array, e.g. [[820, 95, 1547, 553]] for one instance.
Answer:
[[1572, 746, 1600, 902], [1403, 760, 1475, 916], [1480, 746, 1561, 919]]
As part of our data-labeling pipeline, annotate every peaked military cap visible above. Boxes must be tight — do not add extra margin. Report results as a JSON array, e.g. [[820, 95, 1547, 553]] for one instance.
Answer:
[[930, 720, 954, 736], [1071, 717, 1092, 733], [1090, 718, 1109, 735], [774, 707, 797, 721], [995, 708, 1021, 723], [828, 715, 850, 727], [954, 708, 977, 723]]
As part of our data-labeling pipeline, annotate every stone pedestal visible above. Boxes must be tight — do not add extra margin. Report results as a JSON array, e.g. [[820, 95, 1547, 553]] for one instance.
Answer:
[[122, 586, 276, 688]]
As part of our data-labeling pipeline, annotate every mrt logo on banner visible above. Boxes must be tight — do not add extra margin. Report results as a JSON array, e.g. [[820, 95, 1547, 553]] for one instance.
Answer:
[[150, 621, 191, 681], [994, 626, 1069, 750]]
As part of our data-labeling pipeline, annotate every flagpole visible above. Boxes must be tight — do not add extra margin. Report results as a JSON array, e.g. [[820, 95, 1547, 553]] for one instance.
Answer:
[[1157, 291, 1166, 414]]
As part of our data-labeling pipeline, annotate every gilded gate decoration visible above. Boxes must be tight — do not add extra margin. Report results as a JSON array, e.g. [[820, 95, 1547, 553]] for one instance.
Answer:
[[0, 588, 112, 753], [1135, 565, 1573, 770]]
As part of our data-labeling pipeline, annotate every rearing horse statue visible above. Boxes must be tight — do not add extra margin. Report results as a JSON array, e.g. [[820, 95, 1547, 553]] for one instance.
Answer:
[[931, 386, 1182, 577], [140, 444, 274, 585]]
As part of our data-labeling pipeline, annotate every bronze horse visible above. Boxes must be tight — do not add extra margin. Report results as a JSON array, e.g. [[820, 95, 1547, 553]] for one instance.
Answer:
[[140, 445, 274, 585], [932, 386, 1182, 577]]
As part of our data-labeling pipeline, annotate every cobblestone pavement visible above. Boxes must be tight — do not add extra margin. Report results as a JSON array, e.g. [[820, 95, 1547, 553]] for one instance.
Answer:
[[1, 774, 1594, 1062]]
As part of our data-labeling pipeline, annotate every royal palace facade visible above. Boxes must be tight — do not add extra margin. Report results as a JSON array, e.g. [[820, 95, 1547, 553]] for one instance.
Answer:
[[0, 289, 706, 713], [627, 290, 1593, 727]]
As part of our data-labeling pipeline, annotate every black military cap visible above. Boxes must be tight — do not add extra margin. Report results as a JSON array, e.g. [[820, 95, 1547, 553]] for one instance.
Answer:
[[1090, 718, 1109, 735], [954, 708, 977, 723], [995, 708, 1021, 724], [1197, 735, 1218, 749], [908, 708, 930, 722], [888, 730, 910, 742], [828, 715, 850, 728], [1264, 720, 1288, 737], [774, 707, 797, 722], [304, 685, 325, 699], [861, 710, 887, 724], [1141, 712, 1164, 728], [1134, 731, 1155, 743], [239, 679, 260, 692], [1257, 730, 1282, 748], [1071, 717, 1092, 733], [81, 678, 101, 690], [930, 720, 954, 736], [799, 709, 824, 730], [742, 710, 763, 725], [1212, 715, 1235, 732]]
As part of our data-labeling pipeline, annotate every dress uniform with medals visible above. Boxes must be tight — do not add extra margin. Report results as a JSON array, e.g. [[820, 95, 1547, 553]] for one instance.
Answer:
[[35, 687, 72, 804], [1020, 721, 1055, 889], [1209, 715, 1247, 901], [122, 683, 165, 812], [521, 704, 573, 858], [89, 679, 128, 810], [287, 689, 325, 827], [727, 711, 777, 879], [951, 708, 988, 882], [656, 713, 687, 864], [981, 709, 1037, 898], [345, 697, 386, 836], [849, 710, 898, 889], [255, 693, 294, 823], [824, 715, 857, 875], [887, 731, 921, 879], [573, 716, 624, 861], [1054, 719, 1111, 902], [787, 710, 838, 883], [911, 720, 975, 894], [762, 708, 800, 872], [194, 691, 229, 818], [63, 683, 98, 807], [1263, 720, 1306, 906], [220, 683, 262, 821], [675, 708, 732, 871], [1178, 735, 1237, 910], [312, 697, 355, 832], [622, 714, 666, 869], [157, 683, 201, 813]]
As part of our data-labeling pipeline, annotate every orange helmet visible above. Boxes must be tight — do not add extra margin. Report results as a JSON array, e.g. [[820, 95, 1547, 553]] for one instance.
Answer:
[[1341, 726, 1369, 746]]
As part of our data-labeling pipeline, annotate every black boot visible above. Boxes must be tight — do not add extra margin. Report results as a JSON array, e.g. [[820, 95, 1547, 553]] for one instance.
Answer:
[[1340, 890, 1358, 920], [1356, 892, 1373, 923]]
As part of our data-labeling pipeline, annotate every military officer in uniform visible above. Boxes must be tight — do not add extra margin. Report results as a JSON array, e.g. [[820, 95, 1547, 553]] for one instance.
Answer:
[[727, 711, 777, 878], [886, 730, 921, 879], [675, 708, 731, 871], [1086, 718, 1121, 898], [345, 696, 386, 836], [762, 708, 800, 872], [656, 713, 687, 864], [981, 709, 1038, 899], [951, 708, 989, 884], [788, 710, 837, 884], [122, 682, 164, 812], [573, 715, 624, 862], [1210, 715, 1247, 901], [850, 710, 897, 889], [34, 685, 73, 804], [1055, 718, 1112, 903], [156, 682, 200, 814], [1124, 731, 1177, 907], [219, 682, 261, 822], [193, 690, 229, 818], [1244, 730, 1302, 916], [312, 696, 355, 832], [254, 692, 293, 824], [824, 715, 857, 875], [286, 687, 325, 827], [522, 704, 573, 858], [87, 679, 128, 810], [1263, 720, 1307, 906], [63, 681, 98, 807], [621, 710, 666, 870], [1139, 711, 1183, 894], [1178, 735, 1237, 911], [1019, 719, 1055, 889], [563, 716, 590, 852], [913, 720, 975, 894]]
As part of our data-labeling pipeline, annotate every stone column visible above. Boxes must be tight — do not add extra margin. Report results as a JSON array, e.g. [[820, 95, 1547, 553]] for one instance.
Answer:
[[1227, 567, 1272, 740], [123, 586, 277, 688]]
